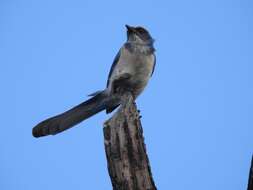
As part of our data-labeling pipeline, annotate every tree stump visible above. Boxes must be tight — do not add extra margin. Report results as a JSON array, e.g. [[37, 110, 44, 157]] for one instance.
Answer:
[[103, 93, 156, 190]]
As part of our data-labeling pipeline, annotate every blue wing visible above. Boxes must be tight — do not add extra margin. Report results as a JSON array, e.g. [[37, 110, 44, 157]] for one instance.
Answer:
[[106, 50, 121, 87], [151, 54, 156, 76]]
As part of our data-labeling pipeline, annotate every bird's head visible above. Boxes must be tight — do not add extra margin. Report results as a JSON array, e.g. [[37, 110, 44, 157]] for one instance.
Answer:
[[125, 25, 154, 45]]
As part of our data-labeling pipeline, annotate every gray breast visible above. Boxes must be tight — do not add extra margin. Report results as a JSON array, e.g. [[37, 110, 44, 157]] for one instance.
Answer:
[[109, 47, 155, 97]]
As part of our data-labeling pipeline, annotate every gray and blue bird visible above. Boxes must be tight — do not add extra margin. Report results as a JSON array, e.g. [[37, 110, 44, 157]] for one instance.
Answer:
[[32, 25, 156, 137]]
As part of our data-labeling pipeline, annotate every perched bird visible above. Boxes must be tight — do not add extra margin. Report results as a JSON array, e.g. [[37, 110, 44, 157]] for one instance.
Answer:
[[32, 25, 156, 138]]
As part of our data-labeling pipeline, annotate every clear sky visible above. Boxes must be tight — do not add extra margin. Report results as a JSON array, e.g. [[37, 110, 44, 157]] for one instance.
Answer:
[[0, 0, 252, 189]]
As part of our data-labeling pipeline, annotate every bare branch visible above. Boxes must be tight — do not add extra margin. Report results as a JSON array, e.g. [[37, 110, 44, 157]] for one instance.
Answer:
[[248, 155, 253, 190], [103, 92, 157, 190]]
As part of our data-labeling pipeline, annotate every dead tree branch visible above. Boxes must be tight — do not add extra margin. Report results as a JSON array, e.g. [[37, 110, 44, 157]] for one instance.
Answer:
[[103, 92, 157, 190], [247, 155, 253, 190]]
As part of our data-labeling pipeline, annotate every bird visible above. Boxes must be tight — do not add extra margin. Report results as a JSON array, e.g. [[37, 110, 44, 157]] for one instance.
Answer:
[[32, 25, 156, 138]]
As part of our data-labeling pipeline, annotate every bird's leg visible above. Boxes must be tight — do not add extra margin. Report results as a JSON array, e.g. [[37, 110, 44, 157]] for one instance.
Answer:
[[120, 91, 134, 108]]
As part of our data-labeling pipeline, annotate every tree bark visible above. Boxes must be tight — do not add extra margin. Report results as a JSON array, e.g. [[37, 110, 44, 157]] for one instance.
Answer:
[[103, 93, 157, 190], [248, 155, 253, 190]]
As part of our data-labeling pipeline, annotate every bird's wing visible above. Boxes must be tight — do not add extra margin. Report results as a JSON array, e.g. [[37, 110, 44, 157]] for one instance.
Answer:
[[151, 54, 156, 76], [106, 49, 121, 87]]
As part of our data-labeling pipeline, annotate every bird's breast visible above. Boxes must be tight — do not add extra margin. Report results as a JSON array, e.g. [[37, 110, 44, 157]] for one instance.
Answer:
[[112, 48, 155, 96], [122, 48, 154, 73]]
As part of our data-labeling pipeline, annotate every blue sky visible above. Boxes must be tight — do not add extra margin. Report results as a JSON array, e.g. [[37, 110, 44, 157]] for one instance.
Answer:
[[0, 0, 252, 189]]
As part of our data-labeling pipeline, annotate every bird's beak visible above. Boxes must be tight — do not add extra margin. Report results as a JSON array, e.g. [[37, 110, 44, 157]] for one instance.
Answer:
[[125, 25, 135, 33]]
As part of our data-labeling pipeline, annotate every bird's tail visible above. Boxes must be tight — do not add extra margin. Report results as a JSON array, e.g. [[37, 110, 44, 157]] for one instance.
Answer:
[[32, 91, 116, 138]]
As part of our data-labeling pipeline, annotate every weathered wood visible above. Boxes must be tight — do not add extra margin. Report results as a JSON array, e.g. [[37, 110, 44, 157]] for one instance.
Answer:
[[248, 155, 253, 190], [103, 93, 157, 190]]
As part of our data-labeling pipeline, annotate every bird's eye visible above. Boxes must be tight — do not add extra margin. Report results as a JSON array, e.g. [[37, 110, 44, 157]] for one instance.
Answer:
[[136, 27, 147, 34], [135, 27, 152, 40]]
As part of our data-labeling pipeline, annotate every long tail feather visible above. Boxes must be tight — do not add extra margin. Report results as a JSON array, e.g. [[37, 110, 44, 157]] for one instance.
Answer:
[[32, 91, 114, 138]]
